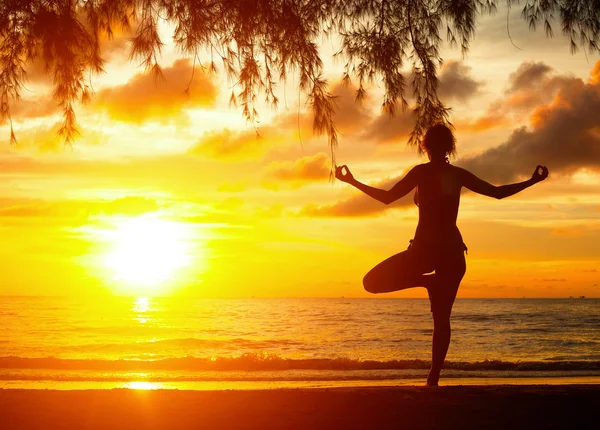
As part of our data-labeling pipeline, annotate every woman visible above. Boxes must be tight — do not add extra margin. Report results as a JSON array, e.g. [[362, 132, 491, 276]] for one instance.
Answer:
[[335, 124, 548, 386]]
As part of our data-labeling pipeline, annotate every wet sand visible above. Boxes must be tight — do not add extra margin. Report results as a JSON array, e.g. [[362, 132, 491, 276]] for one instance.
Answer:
[[1, 385, 597, 429]]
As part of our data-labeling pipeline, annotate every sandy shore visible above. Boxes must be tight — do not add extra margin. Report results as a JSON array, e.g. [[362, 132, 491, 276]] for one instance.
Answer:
[[1, 385, 597, 429]]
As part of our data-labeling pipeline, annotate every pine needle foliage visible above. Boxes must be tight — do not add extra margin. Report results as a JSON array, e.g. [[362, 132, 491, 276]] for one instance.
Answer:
[[1, 0, 599, 157]]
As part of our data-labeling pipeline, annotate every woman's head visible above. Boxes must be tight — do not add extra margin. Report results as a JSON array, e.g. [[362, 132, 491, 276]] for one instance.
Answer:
[[421, 124, 456, 159]]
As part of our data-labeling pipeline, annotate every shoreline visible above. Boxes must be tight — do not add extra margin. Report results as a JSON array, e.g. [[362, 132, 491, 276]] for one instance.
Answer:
[[1, 385, 598, 429], [2, 374, 600, 390]]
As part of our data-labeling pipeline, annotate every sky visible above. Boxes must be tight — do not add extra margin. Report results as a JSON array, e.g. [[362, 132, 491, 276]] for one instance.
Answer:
[[1, 4, 599, 298]]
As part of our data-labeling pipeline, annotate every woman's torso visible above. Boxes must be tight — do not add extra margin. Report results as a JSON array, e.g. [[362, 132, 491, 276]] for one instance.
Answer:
[[412, 161, 464, 253]]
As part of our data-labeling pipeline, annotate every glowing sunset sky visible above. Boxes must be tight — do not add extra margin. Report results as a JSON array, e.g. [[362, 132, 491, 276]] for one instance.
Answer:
[[1, 5, 599, 298]]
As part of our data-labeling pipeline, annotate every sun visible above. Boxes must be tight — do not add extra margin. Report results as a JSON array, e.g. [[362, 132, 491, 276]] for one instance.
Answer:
[[103, 217, 193, 292]]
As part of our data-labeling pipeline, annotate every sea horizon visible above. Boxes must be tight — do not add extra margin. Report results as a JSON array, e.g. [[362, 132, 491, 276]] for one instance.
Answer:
[[2, 295, 598, 299]]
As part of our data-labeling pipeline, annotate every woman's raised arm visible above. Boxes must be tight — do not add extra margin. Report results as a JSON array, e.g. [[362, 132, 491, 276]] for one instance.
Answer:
[[336, 165, 420, 205], [459, 165, 549, 199]]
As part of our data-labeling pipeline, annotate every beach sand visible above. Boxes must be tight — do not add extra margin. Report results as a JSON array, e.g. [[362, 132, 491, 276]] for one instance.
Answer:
[[1, 385, 597, 429]]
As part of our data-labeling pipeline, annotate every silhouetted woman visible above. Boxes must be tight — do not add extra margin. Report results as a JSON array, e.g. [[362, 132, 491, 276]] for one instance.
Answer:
[[335, 124, 548, 386]]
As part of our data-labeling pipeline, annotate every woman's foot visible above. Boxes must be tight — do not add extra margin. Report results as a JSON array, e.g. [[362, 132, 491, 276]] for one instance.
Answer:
[[426, 370, 440, 387]]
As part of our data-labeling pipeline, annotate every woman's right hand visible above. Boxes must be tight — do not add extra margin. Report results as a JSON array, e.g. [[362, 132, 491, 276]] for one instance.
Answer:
[[531, 165, 549, 183], [335, 165, 355, 184]]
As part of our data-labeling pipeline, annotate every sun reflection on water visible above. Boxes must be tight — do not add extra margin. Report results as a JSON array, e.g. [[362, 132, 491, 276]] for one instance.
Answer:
[[125, 381, 160, 390], [133, 297, 151, 323], [133, 296, 150, 312]]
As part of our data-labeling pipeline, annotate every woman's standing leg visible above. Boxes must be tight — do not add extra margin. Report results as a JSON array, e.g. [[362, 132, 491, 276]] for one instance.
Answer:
[[427, 305, 452, 386], [426, 252, 466, 386]]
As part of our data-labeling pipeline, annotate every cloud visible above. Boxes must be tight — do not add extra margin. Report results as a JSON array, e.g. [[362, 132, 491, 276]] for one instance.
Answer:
[[504, 63, 578, 111], [98, 23, 133, 61], [6, 23, 135, 124], [507, 62, 553, 92], [265, 64, 480, 149], [361, 61, 483, 144], [263, 152, 330, 188], [0, 149, 238, 199], [186, 66, 479, 161], [299, 173, 416, 217], [188, 128, 270, 160], [329, 81, 373, 133], [94, 58, 218, 123], [8, 122, 107, 151], [459, 60, 600, 183], [360, 110, 415, 145], [0, 196, 160, 222], [6, 97, 60, 122], [272, 80, 374, 138], [457, 112, 507, 133], [254, 203, 284, 218], [590, 61, 600, 85], [101, 196, 161, 215], [7, 123, 63, 152], [552, 227, 586, 237], [217, 182, 247, 192], [437, 61, 483, 102], [190, 86, 359, 160], [458, 61, 578, 132]]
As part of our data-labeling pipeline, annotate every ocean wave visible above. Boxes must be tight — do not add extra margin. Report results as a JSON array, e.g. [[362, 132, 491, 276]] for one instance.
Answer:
[[1, 355, 598, 372], [45, 337, 302, 353]]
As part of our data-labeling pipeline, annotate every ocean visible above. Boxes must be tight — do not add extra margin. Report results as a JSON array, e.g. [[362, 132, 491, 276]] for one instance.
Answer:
[[1, 296, 599, 389]]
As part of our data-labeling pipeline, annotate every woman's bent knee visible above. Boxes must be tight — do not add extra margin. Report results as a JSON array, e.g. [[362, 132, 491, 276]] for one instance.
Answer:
[[363, 274, 380, 294], [363, 271, 388, 294]]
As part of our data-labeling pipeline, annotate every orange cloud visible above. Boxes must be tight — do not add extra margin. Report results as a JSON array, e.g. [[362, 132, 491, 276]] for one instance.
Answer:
[[271, 80, 373, 138], [552, 228, 585, 237], [6, 97, 59, 122], [8, 122, 107, 151], [0, 197, 160, 222], [188, 128, 270, 160], [590, 61, 600, 85], [95, 58, 218, 123], [263, 152, 330, 188], [459, 60, 600, 182], [459, 62, 578, 133], [456, 112, 507, 133]]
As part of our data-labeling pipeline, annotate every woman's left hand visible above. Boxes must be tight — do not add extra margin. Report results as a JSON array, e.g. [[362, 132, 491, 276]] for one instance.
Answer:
[[335, 165, 355, 183]]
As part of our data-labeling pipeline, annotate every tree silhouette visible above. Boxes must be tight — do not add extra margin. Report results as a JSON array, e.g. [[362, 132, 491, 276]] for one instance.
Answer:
[[1, 1, 599, 160]]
